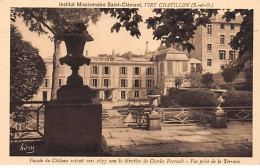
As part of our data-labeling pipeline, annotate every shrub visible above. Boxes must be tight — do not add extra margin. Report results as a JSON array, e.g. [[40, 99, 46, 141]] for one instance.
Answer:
[[222, 91, 252, 107], [162, 88, 216, 107], [161, 88, 252, 107], [201, 72, 214, 88], [221, 65, 238, 84]]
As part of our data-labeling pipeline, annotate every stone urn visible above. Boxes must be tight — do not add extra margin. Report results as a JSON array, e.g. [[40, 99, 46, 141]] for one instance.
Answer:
[[210, 89, 227, 128], [147, 95, 161, 107]]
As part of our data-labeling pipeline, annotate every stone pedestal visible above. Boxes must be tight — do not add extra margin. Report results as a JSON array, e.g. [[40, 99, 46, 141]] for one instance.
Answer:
[[44, 101, 102, 155], [211, 107, 227, 128], [57, 85, 92, 103], [146, 113, 161, 131]]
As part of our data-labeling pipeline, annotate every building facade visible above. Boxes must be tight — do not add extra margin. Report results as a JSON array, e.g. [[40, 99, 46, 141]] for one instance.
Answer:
[[32, 48, 191, 102], [188, 14, 242, 73]]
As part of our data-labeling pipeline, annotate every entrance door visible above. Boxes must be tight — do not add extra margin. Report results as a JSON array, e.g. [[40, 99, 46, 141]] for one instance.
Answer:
[[104, 90, 111, 101]]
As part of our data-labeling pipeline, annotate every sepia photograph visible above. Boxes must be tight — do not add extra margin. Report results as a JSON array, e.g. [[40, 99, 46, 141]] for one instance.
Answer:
[[8, 7, 253, 158]]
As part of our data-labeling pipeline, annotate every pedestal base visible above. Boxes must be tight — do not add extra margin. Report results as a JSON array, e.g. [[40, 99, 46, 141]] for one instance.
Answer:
[[146, 114, 161, 131], [57, 85, 92, 103], [211, 110, 227, 128], [44, 101, 102, 155]]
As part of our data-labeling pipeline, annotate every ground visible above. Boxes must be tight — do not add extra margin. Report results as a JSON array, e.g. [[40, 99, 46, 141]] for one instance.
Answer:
[[102, 121, 252, 157]]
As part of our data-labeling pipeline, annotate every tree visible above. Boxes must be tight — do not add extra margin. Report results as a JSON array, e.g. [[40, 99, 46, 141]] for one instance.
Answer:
[[105, 9, 252, 73], [103, 9, 218, 54], [223, 10, 253, 89], [221, 65, 238, 84], [10, 24, 46, 101], [223, 9, 253, 72], [201, 72, 214, 88], [12, 8, 101, 99]]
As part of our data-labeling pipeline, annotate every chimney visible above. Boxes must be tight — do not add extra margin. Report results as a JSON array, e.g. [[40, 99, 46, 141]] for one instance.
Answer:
[[112, 49, 115, 57], [128, 51, 132, 60], [145, 41, 149, 55]]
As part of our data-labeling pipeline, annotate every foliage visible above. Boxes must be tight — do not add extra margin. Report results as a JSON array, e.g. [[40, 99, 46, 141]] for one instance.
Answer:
[[245, 66, 253, 91], [12, 8, 101, 99], [161, 88, 216, 107], [100, 8, 143, 38], [161, 88, 252, 107], [223, 9, 253, 72], [12, 8, 101, 35], [201, 72, 214, 88], [147, 87, 161, 95], [222, 91, 252, 107], [221, 65, 238, 84], [157, 44, 167, 51], [105, 9, 252, 75], [175, 77, 183, 88], [10, 25, 46, 101]]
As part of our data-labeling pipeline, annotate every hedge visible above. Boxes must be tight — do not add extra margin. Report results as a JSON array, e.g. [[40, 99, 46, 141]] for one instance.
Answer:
[[161, 88, 252, 107]]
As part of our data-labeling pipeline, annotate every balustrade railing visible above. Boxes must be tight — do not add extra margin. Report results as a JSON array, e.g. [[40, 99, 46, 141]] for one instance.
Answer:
[[10, 102, 252, 141], [10, 101, 48, 141]]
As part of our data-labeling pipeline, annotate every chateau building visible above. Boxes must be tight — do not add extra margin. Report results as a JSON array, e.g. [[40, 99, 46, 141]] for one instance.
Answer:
[[32, 14, 241, 102], [32, 47, 191, 102]]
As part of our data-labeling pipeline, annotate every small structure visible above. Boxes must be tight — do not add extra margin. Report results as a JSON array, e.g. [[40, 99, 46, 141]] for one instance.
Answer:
[[155, 47, 190, 95]]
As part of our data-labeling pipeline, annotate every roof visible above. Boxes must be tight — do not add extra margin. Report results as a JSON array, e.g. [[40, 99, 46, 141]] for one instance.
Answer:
[[155, 47, 189, 61], [210, 14, 243, 24], [190, 58, 202, 64]]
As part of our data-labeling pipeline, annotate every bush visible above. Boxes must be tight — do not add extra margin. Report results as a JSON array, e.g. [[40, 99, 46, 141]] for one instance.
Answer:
[[222, 91, 252, 107], [161, 88, 216, 107], [221, 65, 238, 84], [161, 88, 252, 107], [201, 72, 214, 88]]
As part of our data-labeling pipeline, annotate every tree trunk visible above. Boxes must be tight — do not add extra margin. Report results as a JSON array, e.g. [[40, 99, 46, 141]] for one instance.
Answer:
[[51, 39, 62, 100]]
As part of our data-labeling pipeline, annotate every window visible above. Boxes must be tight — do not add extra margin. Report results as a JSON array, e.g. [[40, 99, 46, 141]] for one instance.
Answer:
[[44, 79, 49, 88], [104, 79, 109, 87], [134, 67, 140, 75], [219, 50, 226, 60], [230, 24, 235, 30], [147, 67, 154, 75], [146, 79, 154, 87], [93, 66, 98, 74], [160, 62, 164, 75], [120, 67, 126, 75], [134, 79, 141, 87], [121, 91, 126, 99], [220, 23, 225, 29], [121, 79, 126, 87], [207, 59, 212, 66], [58, 79, 63, 87], [104, 66, 109, 74], [220, 35, 225, 45], [230, 35, 234, 43], [229, 51, 235, 60], [207, 44, 212, 51], [135, 91, 139, 98], [92, 79, 98, 87], [42, 91, 47, 101], [207, 24, 212, 35]]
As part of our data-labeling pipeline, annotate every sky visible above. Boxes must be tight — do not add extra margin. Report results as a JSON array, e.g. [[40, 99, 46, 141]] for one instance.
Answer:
[[14, 8, 161, 59]]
